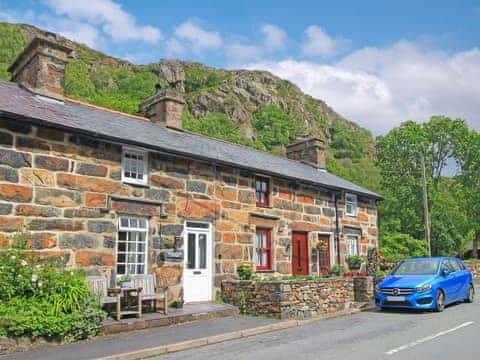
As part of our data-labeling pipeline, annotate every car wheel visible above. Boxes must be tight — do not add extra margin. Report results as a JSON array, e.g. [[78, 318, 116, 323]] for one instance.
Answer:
[[465, 284, 474, 303], [435, 290, 445, 312]]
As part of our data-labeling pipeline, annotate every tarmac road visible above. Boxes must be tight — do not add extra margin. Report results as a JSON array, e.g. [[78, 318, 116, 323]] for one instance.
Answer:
[[158, 289, 480, 360]]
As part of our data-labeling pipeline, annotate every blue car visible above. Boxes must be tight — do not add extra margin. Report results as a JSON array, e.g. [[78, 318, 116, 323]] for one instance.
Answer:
[[375, 257, 474, 312]]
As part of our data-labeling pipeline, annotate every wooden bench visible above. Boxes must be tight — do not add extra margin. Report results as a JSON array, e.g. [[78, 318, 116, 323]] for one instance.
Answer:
[[86, 275, 122, 320], [131, 274, 168, 315]]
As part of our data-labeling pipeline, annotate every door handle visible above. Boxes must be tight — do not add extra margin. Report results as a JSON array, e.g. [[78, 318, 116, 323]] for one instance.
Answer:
[[193, 271, 201, 275]]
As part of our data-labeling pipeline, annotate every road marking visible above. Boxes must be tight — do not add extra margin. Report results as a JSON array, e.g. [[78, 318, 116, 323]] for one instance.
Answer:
[[385, 321, 474, 355]]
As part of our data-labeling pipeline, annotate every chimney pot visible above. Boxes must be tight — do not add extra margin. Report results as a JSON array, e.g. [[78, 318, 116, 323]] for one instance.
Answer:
[[8, 35, 73, 100]]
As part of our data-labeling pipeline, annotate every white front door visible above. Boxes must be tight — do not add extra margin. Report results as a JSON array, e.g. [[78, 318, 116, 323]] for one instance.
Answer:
[[183, 222, 212, 303]]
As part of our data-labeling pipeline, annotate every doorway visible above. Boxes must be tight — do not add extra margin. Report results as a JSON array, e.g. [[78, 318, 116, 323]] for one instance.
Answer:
[[292, 231, 309, 276], [183, 221, 212, 303]]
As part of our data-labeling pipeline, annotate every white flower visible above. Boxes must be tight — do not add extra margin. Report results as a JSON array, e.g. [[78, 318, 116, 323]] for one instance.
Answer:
[[35, 264, 42, 269], [70, 271, 74, 276], [10, 255, 16, 260], [20, 260, 27, 266], [31, 274, 38, 282], [37, 281, 43, 288]]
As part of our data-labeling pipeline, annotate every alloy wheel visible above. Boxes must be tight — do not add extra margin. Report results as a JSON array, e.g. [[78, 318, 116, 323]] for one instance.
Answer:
[[435, 290, 445, 312], [466, 285, 474, 303]]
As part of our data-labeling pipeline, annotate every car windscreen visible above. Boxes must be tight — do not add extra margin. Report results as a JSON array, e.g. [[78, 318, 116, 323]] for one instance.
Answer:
[[391, 259, 440, 275]]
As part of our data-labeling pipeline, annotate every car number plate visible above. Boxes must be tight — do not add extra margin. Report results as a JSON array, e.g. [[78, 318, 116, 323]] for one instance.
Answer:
[[387, 296, 405, 301]]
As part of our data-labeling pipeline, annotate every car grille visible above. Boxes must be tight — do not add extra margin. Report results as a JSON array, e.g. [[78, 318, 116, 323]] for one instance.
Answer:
[[379, 288, 414, 295]]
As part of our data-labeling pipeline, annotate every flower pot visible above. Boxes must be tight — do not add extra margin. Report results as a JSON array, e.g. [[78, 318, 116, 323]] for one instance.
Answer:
[[119, 281, 131, 289]]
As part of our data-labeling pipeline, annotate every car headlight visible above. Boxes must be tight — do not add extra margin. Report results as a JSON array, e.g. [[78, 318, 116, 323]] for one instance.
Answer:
[[416, 284, 432, 293]]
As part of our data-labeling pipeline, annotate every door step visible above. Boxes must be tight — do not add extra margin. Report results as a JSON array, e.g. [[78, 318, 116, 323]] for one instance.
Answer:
[[100, 303, 237, 335]]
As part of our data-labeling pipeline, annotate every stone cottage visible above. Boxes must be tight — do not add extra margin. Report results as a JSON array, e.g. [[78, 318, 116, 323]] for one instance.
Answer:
[[0, 35, 381, 303]]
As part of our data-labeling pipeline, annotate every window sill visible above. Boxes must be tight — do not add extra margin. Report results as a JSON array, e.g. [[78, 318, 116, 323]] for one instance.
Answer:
[[255, 204, 273, 209], [122, 180, 150, 188], [255, 269, 274, 273]]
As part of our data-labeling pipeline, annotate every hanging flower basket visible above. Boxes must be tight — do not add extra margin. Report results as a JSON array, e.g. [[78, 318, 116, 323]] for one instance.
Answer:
[[314, 239, 328, 251]]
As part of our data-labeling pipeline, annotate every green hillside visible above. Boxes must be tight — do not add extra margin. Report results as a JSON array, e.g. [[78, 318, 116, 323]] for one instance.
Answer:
[[0, 22, 380, 193]]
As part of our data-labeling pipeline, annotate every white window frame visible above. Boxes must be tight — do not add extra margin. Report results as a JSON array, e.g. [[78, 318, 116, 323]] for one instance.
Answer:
[[345, 193, 358, 217], [346, 235, 359, 256], [116, 216, 148, 276], [121, 147, 148, 186]]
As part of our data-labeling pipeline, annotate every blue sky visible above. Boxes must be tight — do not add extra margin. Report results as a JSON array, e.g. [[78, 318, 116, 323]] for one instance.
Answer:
[[0, 0, 479, 133]]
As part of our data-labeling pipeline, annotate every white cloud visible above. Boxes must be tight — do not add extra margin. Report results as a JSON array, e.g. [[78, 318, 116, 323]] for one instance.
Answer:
[[247, 41, 480, 134], [301, 25, 348, 57], [261, 24, 287, 50], [227, 24, 287, 64], [165, 38, 187, 57], [226, 43, 263, 64], [42, 0, 162, 44], [174, 19, 221, 52]]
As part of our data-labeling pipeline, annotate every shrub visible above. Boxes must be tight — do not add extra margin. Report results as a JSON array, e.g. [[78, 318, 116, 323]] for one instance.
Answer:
[[0, 248, 105, 341], [329, 265, 345, 277], [237, 263, 253, 280], [379, 233, 428, 263], [346, 255, 363, 269]]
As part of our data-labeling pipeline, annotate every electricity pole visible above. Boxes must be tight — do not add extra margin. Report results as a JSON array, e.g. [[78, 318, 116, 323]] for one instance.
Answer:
[[420, 148, 432, 256]]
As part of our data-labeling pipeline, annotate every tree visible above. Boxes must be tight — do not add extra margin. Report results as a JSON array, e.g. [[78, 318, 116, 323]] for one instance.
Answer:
[[376, 116, 475, 256], [454, 129, 480, 258], [252, 105, 305, 152]]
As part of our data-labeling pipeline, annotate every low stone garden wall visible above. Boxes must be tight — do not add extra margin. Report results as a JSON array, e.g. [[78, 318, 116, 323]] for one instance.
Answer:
[[222, 277, 374, 319], [465, 262, 480, 279]]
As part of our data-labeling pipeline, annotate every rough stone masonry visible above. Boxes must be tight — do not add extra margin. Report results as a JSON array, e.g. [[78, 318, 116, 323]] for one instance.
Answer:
[[0, 34, 379, 303]]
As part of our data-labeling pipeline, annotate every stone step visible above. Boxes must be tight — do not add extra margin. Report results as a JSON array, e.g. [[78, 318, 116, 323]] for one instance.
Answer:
[[100, 303, 238, 336]]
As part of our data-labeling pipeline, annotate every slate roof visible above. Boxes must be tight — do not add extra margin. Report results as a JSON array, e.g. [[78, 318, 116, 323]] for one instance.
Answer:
[[0, 80, 382, 199]]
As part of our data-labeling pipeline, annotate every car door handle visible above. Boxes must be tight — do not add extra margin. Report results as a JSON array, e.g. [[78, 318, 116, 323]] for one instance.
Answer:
[[193, 271, 201, 275]]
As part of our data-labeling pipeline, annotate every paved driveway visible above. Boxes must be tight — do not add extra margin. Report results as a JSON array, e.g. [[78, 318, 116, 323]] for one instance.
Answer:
[[158, 290, 480, 360]]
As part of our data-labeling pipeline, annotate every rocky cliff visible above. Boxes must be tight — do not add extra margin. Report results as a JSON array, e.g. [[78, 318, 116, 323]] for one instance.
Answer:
[[0, 22, 380, 191]]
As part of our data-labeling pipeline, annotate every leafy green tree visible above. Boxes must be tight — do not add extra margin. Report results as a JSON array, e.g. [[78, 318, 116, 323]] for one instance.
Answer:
[[380, 233, 428, 262], [183, 108, 263, 150], [0, 23, 26, 80], [376, 117, 474, 256], [330, 120, 371, 160], [185, 66, 221, 93], [252, 105, 304, 151], [64, 60, 96, 100], [454, 128, 480, 258]]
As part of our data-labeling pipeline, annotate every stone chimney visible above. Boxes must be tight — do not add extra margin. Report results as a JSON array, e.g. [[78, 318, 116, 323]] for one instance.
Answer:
[[138, 83, 185, 130], [286, 136, 327, 169], [8, 33, 74, 100]]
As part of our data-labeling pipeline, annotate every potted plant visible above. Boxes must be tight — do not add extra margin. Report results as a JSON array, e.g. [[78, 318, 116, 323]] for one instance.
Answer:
[[346, 255, 363, 271], [117, 275, 131, 288], [329, 264, 345, 277]]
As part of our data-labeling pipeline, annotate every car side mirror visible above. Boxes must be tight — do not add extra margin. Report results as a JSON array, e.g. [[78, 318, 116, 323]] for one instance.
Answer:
[[442, 269, 450, 277]]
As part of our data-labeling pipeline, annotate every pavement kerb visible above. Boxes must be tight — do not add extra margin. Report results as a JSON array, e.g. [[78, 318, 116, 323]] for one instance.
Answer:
[[96, 309, 358, 360]]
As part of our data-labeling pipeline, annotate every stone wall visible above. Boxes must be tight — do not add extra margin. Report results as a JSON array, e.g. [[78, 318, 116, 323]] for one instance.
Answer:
[[465, 262, 480, 279], [222, 278, 356, 319], [0, 116, 378, 301], [353, 276, 374, 302]]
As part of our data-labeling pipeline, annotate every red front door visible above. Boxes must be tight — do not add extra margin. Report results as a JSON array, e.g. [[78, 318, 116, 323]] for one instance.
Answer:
[[292, 232, 309, 276], [317, 234, 331, 275]]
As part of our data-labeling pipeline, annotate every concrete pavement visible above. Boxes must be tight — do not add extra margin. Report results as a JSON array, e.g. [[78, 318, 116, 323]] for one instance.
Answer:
[[158, 290, 480, 360], [0, 316, 281, 360]]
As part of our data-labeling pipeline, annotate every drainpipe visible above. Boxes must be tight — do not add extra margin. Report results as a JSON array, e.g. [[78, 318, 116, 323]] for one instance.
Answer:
[[334, 193, 341, 265]]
